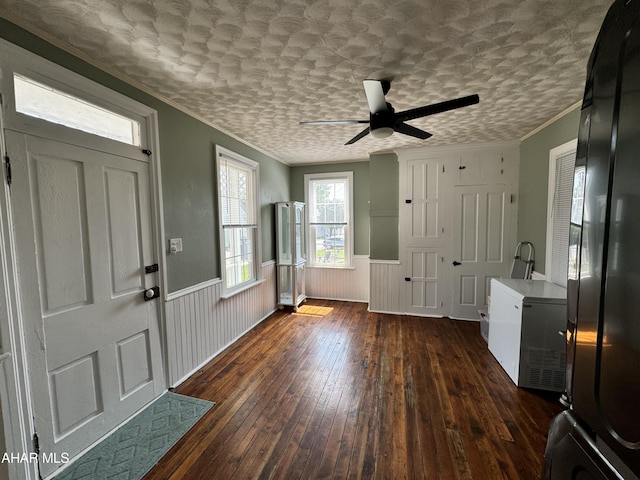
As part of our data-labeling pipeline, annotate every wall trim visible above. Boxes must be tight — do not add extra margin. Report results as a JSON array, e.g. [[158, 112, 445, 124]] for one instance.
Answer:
[[0, 14, 288, 166], [520, 101, 582, 141], [165, 260, 275, 301], [367, 308, 402, 315], [369, 259, 401, 265], [166, 278, 222, 302], [307, 296, 367, 304], [395, 140, 521, 161]]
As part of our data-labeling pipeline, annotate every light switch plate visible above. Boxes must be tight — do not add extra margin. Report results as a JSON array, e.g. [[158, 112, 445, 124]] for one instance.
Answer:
[[169, 237, 183, 254]]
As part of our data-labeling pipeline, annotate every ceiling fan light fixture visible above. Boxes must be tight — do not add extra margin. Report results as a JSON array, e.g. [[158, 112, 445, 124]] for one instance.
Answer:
[[301, 79, 478, 145], [370, 127, 394, 139]]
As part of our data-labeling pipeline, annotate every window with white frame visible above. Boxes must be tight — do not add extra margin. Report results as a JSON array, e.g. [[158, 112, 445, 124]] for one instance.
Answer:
[[13, 74, 142, 146], [305, 172, 353, 267], [216, 146, 260, 293], [546, 139, 577, 287]]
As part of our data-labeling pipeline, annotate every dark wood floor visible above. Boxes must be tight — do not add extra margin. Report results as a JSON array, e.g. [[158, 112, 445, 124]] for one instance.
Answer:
[[144, 299, 562, 480]]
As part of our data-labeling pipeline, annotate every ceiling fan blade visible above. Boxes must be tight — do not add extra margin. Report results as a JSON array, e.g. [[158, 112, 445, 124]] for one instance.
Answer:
[[396, 94, 479, 122], [345, 126, 371, 145], [394, 122, 432, 140], [300, 119, 369, 125], [363, 80, 388, 114]]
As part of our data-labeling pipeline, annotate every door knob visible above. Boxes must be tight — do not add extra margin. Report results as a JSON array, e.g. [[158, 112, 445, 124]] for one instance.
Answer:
[[143, 287, 160, 301], [452, 261, 461, 266]]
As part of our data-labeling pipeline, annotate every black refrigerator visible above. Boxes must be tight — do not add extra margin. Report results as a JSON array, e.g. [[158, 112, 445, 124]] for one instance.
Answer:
[[543, 1, 640, 479]]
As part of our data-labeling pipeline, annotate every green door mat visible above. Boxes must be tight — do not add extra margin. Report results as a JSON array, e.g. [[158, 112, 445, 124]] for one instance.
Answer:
[[53, 392, 214, 480]]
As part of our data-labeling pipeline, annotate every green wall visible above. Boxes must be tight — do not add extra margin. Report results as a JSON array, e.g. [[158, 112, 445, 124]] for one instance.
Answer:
[[369, 152, 399, 260], [290, 161, 370, 256], [2, 18, 586, 282], [518, 107, 580, 274], [0, 19, 290, 293]]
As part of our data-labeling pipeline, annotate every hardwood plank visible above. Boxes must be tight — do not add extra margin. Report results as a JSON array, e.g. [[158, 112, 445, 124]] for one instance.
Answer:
[[143, 300, 562, 480]]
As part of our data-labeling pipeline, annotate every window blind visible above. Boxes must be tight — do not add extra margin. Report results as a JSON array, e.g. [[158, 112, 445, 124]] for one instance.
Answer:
[[549, 151, 576, 287]]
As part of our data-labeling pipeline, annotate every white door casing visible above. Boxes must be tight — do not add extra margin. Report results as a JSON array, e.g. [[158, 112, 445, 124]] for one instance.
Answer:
[[8, 132, 164, 477]]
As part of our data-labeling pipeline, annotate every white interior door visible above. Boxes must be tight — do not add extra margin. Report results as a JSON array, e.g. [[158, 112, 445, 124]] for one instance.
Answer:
[[8, 131, 164, 477], [404, 158, 451, 316], [451, 184, 513, 319]]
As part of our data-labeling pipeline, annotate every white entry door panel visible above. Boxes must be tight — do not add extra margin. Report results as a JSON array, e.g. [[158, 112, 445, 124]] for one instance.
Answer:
[[8, 132, 164, 477], [451, 184, 513, 319]]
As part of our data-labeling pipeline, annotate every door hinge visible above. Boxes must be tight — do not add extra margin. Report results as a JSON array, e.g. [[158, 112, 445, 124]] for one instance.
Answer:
[[510, 194, 514, 204], [33, 431, 44, 480], [404, 277, 411, 282], [458, 165, 466, 170], [405, 199, 412, 204], [4, 155, 11, 187]]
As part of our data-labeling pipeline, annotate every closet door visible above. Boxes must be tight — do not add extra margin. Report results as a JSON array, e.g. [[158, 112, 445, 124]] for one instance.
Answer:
[[402, 157, 452, 316], [450, 184, 513, 319]]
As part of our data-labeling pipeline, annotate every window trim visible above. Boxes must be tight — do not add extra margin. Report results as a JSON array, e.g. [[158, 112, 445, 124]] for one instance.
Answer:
[[215, 145, 262, 296], [13, 73, 142, 146], [545, 138, 577, 286], [0, 39, 150, 159], [304, 171, 354, 268]]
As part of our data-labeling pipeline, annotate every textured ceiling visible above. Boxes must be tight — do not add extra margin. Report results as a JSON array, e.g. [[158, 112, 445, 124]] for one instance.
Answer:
[[0, 0, 611, 164]]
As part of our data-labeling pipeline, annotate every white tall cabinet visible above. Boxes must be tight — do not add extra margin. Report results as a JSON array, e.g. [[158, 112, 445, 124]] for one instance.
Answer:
[[395, 141, 520, 319], [276, 201, 306, 311]]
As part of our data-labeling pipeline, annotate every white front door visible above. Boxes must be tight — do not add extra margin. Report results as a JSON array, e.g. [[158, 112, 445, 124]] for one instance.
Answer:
[[451, 184, 513, 319], [8, 131, 164, 477]]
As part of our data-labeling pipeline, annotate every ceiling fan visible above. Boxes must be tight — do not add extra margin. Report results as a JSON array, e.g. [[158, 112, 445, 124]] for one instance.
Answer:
[[300, 79, 479, 145]]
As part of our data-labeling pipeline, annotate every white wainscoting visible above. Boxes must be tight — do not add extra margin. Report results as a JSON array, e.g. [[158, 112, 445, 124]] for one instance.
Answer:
[[0, 352, 29, 480], [0, 353, 11, 480], [304, 255, 369, 302], [369, 260, 403, 314], [164, 261, 276, 387]]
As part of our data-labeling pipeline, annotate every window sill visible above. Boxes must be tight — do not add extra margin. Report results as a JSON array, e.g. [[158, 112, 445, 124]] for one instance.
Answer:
[[307, 265, 355, 270], [220, 278, 266, 299]]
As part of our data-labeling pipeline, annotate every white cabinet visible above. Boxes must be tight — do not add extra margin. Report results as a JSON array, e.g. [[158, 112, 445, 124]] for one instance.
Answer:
[[488, 278, 567, 391], [276, 202, 306, 310]]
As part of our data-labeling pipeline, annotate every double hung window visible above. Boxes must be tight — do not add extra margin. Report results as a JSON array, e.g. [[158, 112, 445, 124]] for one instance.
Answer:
[[217, 146, 259, 293], [305, 172, 353, 267], [546, 140, 577, 287]]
